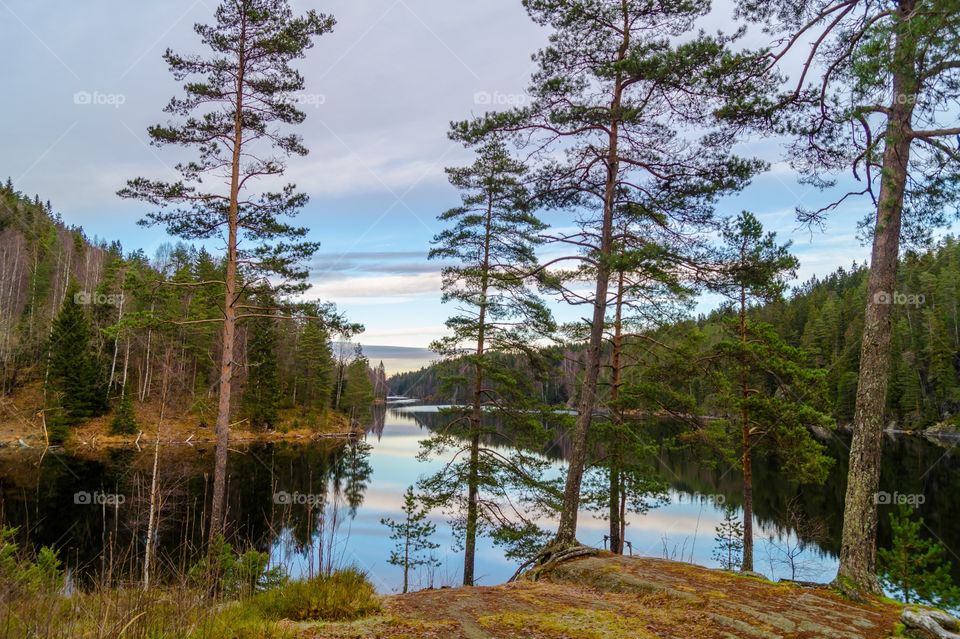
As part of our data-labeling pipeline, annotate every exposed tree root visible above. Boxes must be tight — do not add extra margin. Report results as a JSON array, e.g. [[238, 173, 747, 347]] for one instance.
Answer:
[[830, 574, 880, 604], [510, 541, 599, 582]]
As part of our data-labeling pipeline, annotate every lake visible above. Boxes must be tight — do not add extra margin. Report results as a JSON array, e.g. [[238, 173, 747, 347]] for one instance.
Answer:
[[0, 404, 956, 592]]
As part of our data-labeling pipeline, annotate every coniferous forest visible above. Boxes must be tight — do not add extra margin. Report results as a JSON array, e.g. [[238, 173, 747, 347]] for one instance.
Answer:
[[391, 237, 960, 433], [0, 182, 380, 442], [1, 0, 960, 637]]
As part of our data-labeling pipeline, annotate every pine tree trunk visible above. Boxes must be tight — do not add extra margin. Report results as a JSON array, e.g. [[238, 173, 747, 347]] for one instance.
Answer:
[[838, 1, 915, 592], [209, 14, 247, 544], [464, 183, 493, 586], [108, 285, 125, 391], [464, 432, 480, 586], [556, 35, 627, 545], [403, 533, 410, 594], [140, 302, 154, 402], [609, 458, 621, 553], [608, 270, 625, 555], [740, 286, 754, 572]]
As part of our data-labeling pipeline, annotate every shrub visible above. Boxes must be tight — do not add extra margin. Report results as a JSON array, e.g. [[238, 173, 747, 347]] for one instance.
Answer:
[[189, 536, 286, 599], [0, 527, 63, 599]]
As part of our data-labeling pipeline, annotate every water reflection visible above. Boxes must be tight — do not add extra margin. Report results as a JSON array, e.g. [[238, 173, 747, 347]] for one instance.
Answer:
[[0, 407, 956, 592]]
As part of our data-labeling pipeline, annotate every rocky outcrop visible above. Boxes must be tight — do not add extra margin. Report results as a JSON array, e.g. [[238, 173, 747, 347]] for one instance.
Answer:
[[300, 554, 903, 638], [902, 608, 960, 639]]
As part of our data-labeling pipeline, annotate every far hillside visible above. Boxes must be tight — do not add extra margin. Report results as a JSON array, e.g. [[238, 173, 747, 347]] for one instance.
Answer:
[[390, 236, 960, 432]]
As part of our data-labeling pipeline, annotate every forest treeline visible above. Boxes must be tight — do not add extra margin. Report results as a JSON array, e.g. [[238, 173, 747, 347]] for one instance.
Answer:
[[0, 180, 384, 441], [391, 235, 960, 433]]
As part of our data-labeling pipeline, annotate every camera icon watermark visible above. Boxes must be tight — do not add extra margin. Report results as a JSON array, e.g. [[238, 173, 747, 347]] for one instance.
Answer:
[[473, 90, 532, 107], [873, 491, 924, 506], [74, 491, 126, 506], [73, 90, 126, 109], [74, 291, 124, 308], [873, 290, 924, 308], [274, 491, 323, 506]]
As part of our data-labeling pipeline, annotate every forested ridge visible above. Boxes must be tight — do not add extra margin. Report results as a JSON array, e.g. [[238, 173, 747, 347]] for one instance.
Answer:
[[391, 236, 960, 433], [0, 180, 383, 441]]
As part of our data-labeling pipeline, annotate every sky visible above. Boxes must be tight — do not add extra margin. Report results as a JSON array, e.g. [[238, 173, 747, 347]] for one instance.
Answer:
[[0, 0, 889, 374]]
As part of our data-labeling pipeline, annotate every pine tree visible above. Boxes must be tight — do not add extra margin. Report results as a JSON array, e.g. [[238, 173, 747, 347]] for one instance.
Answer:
[[737, 0, 960, 594], [46, 282, 108, 441], [381, 487, 440, 594], [456, 0, 764, 546], [422, 137, 555, 585], [713, 505, 745, 572], [118, 0, 335, 541], [707, 212, 834, 572], [591, 228, 693, 554], [878, 505, 960, 609]]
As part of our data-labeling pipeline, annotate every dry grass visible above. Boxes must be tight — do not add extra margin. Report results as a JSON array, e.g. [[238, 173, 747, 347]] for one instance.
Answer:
[[0, 381, 357, 450]]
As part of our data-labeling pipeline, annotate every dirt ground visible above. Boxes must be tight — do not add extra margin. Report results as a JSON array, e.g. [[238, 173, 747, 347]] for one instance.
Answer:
[[287, 554, 903, 639]]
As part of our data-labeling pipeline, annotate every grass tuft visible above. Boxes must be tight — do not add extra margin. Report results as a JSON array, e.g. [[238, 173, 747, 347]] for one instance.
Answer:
[[251, 567, 381, 622]]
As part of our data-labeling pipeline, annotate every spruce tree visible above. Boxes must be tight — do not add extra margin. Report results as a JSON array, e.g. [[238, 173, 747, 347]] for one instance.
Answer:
[[243, 309, 279, 430], [110, 389, 138, 436], [293, 319, 335, 417], [879, 505, 960, 609], [46, 282, 108, 441], [340, 348, 374, 419], [118, 0, 335, 541]]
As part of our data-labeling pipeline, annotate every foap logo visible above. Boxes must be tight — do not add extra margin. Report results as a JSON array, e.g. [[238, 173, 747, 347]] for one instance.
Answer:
[[873, 290, 924, 308], [74, 491, 126, 506], [274, 491, 323, 506], [874, 491, 925, 506], [473, 90, 532, 107], [677, 492, 726, 506], [73, 90, 126, 109], [74, 291, 124, 308], [288, 92, 326, 108]]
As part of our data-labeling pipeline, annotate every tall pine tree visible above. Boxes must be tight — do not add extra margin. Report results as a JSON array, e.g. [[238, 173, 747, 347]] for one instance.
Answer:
[[736, 0, 960, 593], [118, 0, 335, 541], [456, 0, 765, 546], [422, 137, 555, 585]]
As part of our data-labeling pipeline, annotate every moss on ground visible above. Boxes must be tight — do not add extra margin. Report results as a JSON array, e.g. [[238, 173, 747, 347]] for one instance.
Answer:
[[291, 554, 903, 639]]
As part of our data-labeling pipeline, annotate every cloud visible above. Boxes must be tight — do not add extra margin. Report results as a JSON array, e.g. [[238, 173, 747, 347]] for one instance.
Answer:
[[311, 250, 449, 276], [309, 271, 441, 301]]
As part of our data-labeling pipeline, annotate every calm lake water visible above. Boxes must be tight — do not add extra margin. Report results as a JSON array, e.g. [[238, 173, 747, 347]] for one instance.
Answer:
[[0, 404, 957, 592]]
